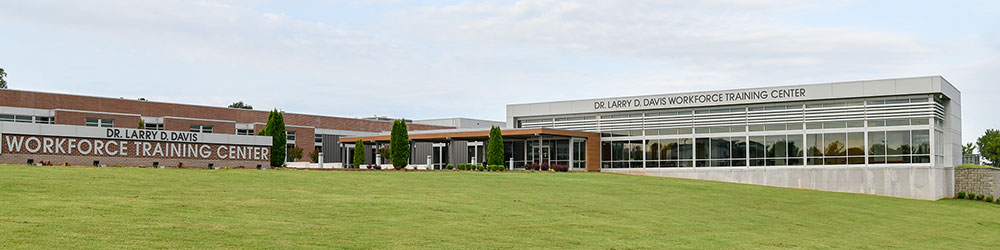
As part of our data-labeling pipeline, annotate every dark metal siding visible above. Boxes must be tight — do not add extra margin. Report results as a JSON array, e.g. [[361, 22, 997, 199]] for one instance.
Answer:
[[320, 135, 341, 163]]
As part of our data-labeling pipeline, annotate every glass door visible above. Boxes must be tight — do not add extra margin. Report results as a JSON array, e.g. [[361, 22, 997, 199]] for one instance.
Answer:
[[432, 144, 448, 169], [530, 143, 550, 164]]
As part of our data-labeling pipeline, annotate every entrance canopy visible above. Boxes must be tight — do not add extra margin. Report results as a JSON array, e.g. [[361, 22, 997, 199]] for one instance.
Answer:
[[339, 128, 601, 171]]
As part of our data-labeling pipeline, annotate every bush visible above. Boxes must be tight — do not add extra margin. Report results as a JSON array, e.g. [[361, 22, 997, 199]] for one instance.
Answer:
[[455, 164, 478, 171], [957, 192, 966, 199], [309, 150, 320, 163], [524, 163, 539, 171], [487, 165, 505, 171], [551, 164, 569, 172], [446, 164, 454, 170], [487, 126, 505, 166], [540, 163, 550, 171], [477, 165, 485, 171], [977, 194, 985, 201], [390, 119, 411, 169], [288, 147, 303, 162], [260, 109, 287, 167], [353, 140, 366, 168], [987, 196, 994, 203], [969, 193, 977, 200]]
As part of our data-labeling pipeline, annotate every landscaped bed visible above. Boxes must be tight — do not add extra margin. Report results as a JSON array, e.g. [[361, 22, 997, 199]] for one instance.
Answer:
[[1, 164, 998, 249]]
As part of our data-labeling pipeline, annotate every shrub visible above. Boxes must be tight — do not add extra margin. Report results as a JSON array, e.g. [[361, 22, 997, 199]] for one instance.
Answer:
[[390, 119, 411, 169], [309, 150, 320, 163], [551, 164, 569, 172], [477, 165, 485, 171], [957, 192, 966, 199], [540, 163, 550, 171], [524, 163, 539, 171], [977, 194, 985, 201], [969, 193, 977, 200], [487, 126, 505, 166], [488, 165, 505, 171], [446, 164, 454, 170], [456, 164, 478, 171], [288, 147, 304, 162], [258, 109, 287, 167], [987, 196, 994, 203], [353, 140, 366, 168]]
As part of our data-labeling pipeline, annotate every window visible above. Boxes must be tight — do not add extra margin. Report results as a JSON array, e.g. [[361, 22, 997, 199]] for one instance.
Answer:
[[35, 116, 56, 124], [867, 130, 930, 164], [885, 99, 909, 104], [287, 131, 296, 141], [823, 133, 847, 165], [847, 132, 865, 164], [315, 134, 323, 143], [748, 135, 803, 166], [190, 125, 213, 133], [14, 115, 33, 123], [765, 135, 787, 166], [145, 123, 164, 130], [695, 136, 747, 167], [34, 116, 54, 124], [237, 129, 254, 135], [0, 114, 12, 122], [807, 132, 865, 165], [86, 118, 114, 127]]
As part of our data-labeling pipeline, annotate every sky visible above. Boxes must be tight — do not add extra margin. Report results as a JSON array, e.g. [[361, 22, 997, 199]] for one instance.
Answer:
[[0, 0, 997, 143]]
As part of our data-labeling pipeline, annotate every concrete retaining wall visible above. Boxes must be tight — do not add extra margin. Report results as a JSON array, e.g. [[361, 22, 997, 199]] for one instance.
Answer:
[[954, 168, 1000, 197], [604, 165, 954, 200]]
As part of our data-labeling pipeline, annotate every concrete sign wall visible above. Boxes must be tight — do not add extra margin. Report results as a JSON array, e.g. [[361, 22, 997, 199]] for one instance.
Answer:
[[0, 121, 272, 168]]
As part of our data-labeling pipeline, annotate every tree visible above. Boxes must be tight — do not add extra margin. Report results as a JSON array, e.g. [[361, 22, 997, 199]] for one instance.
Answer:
[[487, 126, 504, 166], [138, 119, 145, 129], [389, 119, 411, 170], [228, 101, 253, 109], [977, 129, 1000, 167], [963, 143, 977, 155], [353, 139, 366, 168], [261, 109, 287, 167], [0, 67, 7, 89], [288, 147, 303, 162]]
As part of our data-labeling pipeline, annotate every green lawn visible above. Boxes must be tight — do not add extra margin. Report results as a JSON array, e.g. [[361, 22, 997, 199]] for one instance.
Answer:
[[1, 165, 998, 249]]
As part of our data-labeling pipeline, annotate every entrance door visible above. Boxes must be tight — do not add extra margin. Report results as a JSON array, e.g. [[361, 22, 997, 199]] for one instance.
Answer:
[[541, 147, 550, 164], [531, 144, 550, 165], [432, 144, 448, 169]]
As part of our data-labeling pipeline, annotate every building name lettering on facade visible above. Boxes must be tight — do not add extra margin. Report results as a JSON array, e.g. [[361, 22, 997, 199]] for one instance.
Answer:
[[107, 128, 199, 142], [2, 134, 269, 161], [593, 88, 807, 110]]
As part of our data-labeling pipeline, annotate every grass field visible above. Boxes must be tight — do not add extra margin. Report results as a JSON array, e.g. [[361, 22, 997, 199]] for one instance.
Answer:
[[2, 165, 999, 249]]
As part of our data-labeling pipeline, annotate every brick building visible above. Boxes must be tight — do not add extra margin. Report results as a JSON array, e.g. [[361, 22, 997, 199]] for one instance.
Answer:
[[0, 89, 452, 164]]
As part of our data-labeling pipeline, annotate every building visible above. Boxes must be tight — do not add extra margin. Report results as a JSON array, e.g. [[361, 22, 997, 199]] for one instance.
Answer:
[[413, 118, 506, 129], [342, 76, 961, 199], [0, 89, 453, 167], [0, 76, 963, 200], [505, 76, 961, 200]]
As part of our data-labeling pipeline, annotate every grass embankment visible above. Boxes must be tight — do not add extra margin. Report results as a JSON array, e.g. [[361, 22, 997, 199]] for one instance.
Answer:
[[958, 164, 997, 169], [1, 165, 999, 249]]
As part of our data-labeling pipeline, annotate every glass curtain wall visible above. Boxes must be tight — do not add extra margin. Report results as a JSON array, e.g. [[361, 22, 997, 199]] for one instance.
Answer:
[[519, 96, 940, 169]]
